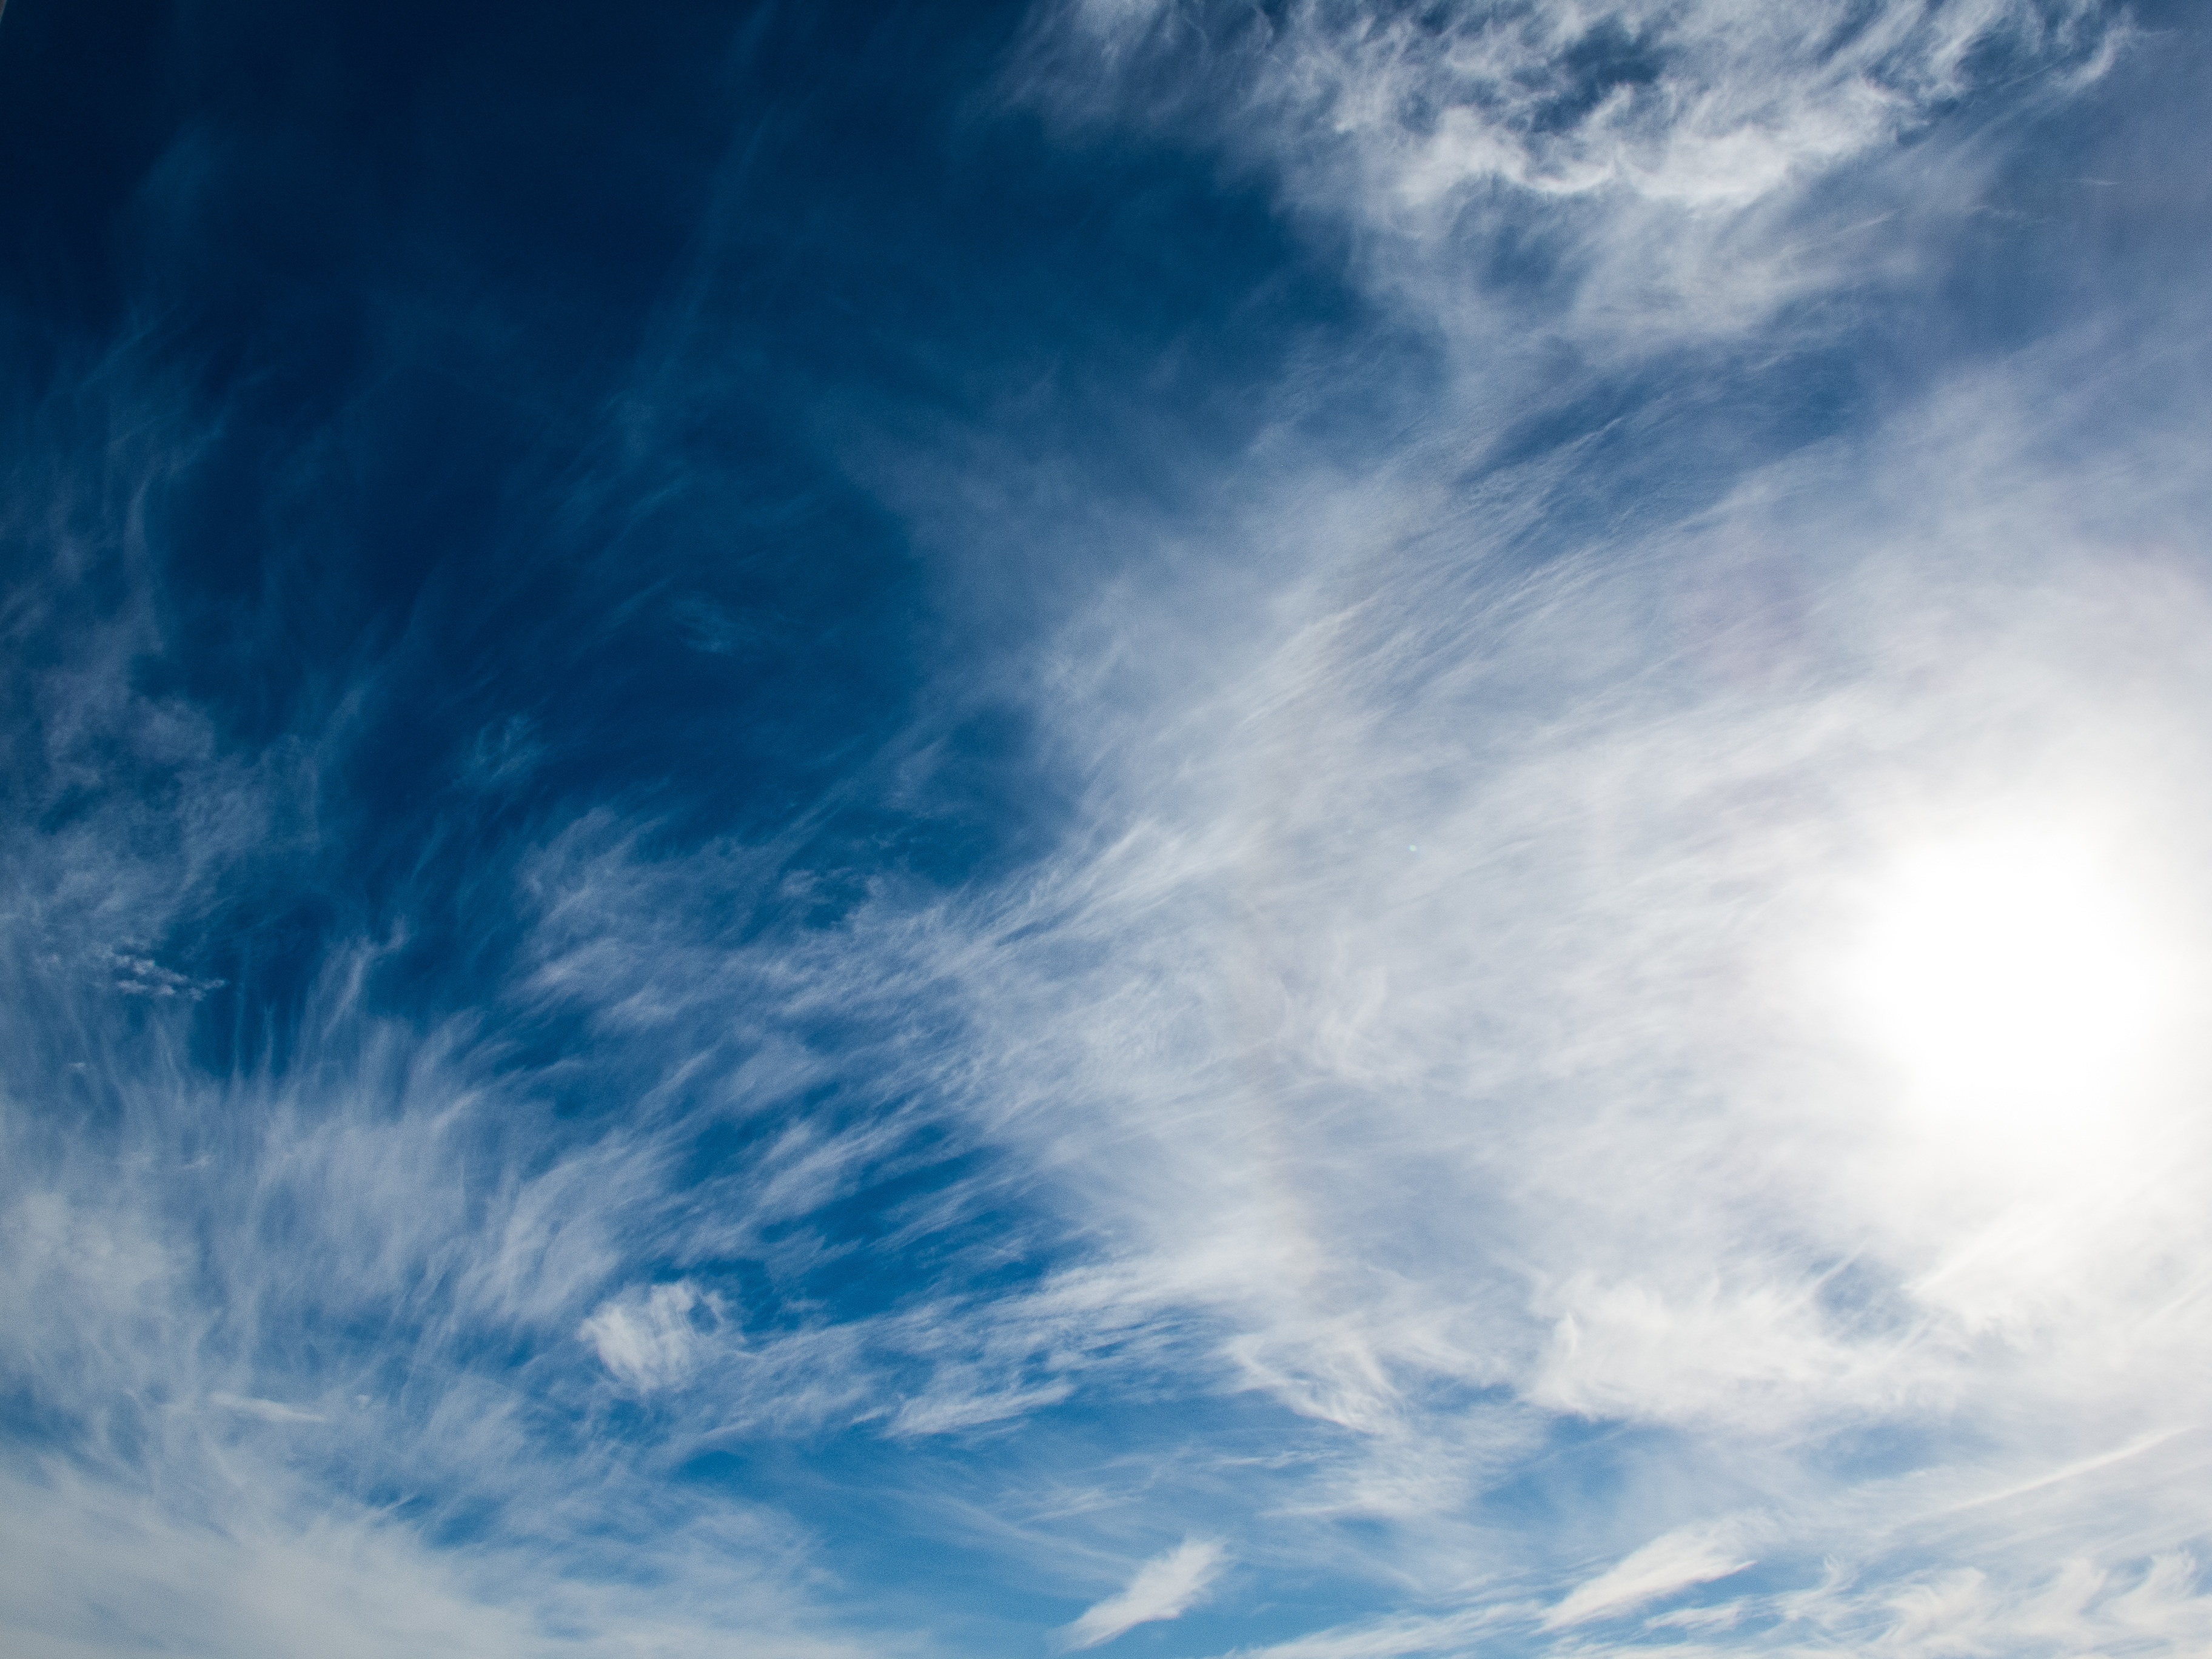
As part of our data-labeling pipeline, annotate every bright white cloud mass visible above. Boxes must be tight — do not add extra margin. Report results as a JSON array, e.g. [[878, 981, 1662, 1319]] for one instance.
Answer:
[[2, 1, 2209, 1656]]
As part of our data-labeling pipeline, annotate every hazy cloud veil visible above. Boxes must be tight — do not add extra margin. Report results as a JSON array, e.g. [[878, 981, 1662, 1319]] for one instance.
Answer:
[[3, 1, 2209, 1657]]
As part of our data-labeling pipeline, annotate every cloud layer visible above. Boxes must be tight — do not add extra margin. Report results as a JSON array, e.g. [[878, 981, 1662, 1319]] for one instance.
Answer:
[[4, 1, 2209, 1656]]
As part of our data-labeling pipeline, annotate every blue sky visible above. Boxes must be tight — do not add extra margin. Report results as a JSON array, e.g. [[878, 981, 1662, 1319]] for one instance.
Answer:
[[4, 1, 2211, 1655]]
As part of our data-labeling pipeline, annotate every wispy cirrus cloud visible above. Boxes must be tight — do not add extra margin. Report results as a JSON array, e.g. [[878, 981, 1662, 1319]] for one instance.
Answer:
[[1544, 1520, 1760, 1627], [1058, 1538, 1228, 1650], [5, 2, 2209, 1657], [1017, 0, 2120, 352], [840, 304, 2212, 1642]]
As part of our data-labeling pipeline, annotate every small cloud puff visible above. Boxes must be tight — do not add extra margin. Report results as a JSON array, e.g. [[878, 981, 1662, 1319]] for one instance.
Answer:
[[109, 950, 224, 1000], [1056, 1539, 1227, 1651], [580, 1281, 720, 1393]]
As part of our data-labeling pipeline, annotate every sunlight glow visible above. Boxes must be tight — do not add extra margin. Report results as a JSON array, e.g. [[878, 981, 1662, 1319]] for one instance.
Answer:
[[1839, 830, 2178, 1132]]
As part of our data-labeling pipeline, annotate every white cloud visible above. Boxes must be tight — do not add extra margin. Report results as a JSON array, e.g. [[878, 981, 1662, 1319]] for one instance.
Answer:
[[1041, 0, 2116, 208], [1544, 1521, 1758, 1627], [889, 1376, 1075, 1436], [5, 13, 2207, 1657], [22, 312, 2205, 1656], [0, 1463, 880, 1659], [580, 1281, 714, 1392], [850, 312, 2212, 1646], [209, 1392, 329, 1425], [1059, 1539, 1228, 1650], [1017, 0, 2120, 350]]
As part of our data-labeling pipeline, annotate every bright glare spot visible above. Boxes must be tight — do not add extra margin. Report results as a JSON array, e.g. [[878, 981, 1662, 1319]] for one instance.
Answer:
[[1839, 831, 2176, 1130]]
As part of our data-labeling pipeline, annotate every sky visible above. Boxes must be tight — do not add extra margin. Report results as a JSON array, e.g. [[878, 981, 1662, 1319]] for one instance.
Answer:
[[2, 1, 2210, 1655]]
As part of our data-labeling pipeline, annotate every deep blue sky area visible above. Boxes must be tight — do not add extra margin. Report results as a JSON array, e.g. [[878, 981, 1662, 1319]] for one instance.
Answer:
[[4, 2, 2211, 1657], [2, 0, 1372, 1049]]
